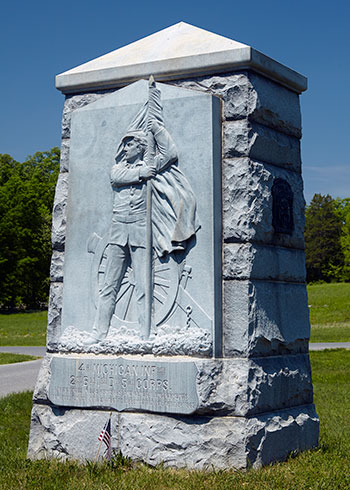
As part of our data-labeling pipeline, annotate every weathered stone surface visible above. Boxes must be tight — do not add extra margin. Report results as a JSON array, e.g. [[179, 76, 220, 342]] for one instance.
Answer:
[[50, 250, 64, 282], [223, 120, 301, 172], [223, 157, 305, 248], [174, 71, 301, 138], [62, 92, 109, 139], [224, 243, 306, 282], [46, 282, 63, 351], [51, 173, 69, 251], [59, 138, 70, 173], [248, 72, 301, 138], [223, 280, 310, 357], [35, 353, 313, 416], [57, 324, 212, 357], [28, 403, 319, 469]]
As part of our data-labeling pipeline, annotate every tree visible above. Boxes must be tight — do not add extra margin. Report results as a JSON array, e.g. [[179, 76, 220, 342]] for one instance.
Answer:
[[0, 148, 59, 309], [335, 198, 350, 281], [305, 194, 344, 283]]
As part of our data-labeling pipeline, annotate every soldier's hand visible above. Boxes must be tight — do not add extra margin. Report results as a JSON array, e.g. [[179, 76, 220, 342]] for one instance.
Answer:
[[147, 120, 161, 134], [140, 166, 156, 179]]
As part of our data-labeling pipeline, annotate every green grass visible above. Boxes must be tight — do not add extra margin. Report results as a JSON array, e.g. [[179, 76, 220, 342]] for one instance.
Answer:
[[0, 353, 39, 365], [307, 282, 350, 342], [0, 350, 349, 489], [0, 311, 47, 346]]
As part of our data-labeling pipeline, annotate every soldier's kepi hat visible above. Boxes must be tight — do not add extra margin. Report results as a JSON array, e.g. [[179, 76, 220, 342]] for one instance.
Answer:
[[115, 129, 148, 162], [121, 129, 147, 144]]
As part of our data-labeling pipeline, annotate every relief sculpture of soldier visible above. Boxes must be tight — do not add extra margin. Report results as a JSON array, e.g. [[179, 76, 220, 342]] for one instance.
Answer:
[[85, 78, 199, 345]]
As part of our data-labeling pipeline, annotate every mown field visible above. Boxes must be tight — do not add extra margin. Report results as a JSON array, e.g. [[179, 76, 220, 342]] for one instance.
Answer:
[[1, 283, 349, 346], [0, 349, 348, 489], [308, 282, 350, 342], [0, 353, 38, 365], [0, 311, 47, 346]]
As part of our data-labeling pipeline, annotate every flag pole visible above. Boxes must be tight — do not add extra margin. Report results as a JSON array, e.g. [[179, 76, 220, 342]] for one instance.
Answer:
[[95, 412, 112, 461], [144, 75, 155, 340]]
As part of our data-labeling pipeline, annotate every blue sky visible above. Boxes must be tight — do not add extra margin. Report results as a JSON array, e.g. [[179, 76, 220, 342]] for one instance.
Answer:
[[1, 0, 349, 203]]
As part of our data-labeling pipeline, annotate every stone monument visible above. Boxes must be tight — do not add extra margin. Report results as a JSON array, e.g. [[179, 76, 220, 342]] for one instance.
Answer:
[[28, 22, 319, 468]]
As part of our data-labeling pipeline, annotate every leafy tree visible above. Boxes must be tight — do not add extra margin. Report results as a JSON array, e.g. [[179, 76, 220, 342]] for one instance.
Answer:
[[0, 148, 59, 309], [305, 194, 344, 283], [335, 198, 350, 281]]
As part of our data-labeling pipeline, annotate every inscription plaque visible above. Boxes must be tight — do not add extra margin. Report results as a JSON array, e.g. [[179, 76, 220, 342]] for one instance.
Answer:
[[48, 356, 199, 415]]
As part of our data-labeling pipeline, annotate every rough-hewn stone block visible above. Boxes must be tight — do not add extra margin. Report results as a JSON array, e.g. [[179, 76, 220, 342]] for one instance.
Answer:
[[51, 173, 69, 251], [50, 250, 64, 282], [223, 120, 301, 172], [28, 403, 319, 469], [46, 282, 63, 351], [224, 243, 306, 282], [223, 280, 310, 357], [59, 138, 70, 173], [223, 157, 305, 248], [33, 353, 313, 416], [173, 71, 302, 138]]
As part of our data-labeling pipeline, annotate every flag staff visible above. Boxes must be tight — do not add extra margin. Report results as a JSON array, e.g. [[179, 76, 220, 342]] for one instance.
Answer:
[[144, 75, 156, 340]]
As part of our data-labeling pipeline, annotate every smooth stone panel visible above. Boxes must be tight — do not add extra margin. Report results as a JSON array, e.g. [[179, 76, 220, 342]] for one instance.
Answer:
[[48, 356, 199, 415], [36, 353, 313, 416], [61, 92, 108, 139], [223, 157, 305, 248], [60, 79, 222, 356], [28, 403, 319, 469], [223, 280, 310, 357], [223, 120, 301, 172], [224, 243, 306, 282]]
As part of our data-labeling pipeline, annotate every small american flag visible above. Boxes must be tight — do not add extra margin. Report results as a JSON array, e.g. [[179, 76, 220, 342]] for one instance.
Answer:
[[98, 416, 112, 460]]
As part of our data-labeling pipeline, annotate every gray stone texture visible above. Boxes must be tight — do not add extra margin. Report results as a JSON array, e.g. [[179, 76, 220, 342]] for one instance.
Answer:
[[30, 65, 318, 469], [51, 172, 69, 251], [223, 120, 301, 172], [172, 71, 301, 137], [224, 243, 306, 282], [61, 93, 109, 139], [28, 403, 318, 469], [34, 353, 313, 417], [46, 282, 63, 351], [223, 157, 305, 248], [59, 139, 70, 173], [223, 280, 310, 357], [50, 250, 64, 282]]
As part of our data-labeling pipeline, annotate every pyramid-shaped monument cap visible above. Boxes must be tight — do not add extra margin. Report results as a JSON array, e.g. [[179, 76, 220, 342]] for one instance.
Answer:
[[56, 22, 307, 94]]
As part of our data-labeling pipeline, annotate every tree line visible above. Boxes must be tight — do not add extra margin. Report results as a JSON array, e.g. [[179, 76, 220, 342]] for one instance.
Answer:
[[305, 194, 350, 283], [0, 148, 349, 309], [0, 149, 59, 310]]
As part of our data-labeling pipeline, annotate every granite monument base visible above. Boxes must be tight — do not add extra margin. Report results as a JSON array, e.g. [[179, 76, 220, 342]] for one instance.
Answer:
[[28, 353, 319, 469]]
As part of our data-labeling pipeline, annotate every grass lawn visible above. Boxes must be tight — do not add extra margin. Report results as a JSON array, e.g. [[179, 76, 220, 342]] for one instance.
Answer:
[[0, 311, 47, 346], [307, 282, 350, 342], [0, 350, 349, 489], [0, 353, 39, 365]]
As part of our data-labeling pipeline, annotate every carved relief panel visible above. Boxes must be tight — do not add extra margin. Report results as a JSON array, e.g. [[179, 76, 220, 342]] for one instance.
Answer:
[[59, 79, 222, 357]]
